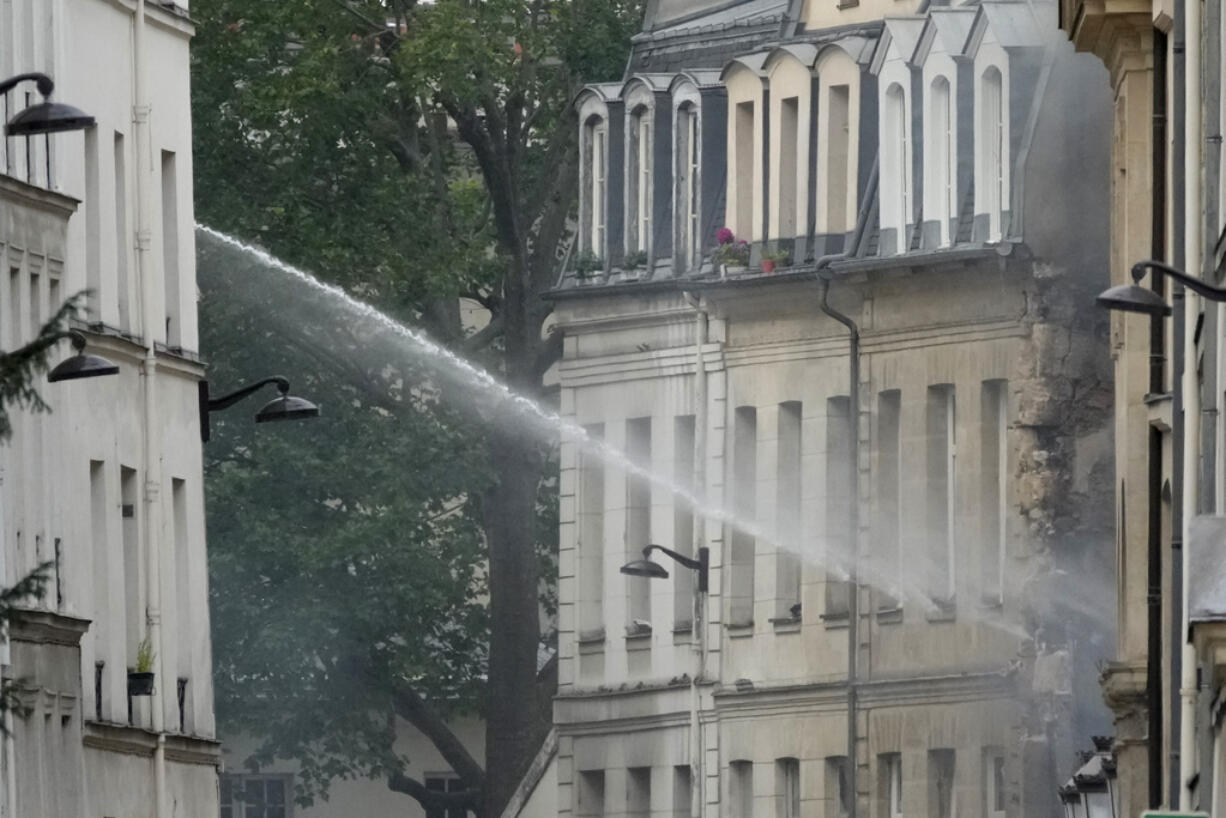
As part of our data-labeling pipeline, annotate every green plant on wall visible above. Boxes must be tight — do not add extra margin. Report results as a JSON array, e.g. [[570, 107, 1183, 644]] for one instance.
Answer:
[[574, 250, 604, 277], [135, 636, 156, 673], [623, 249, 648, 270]]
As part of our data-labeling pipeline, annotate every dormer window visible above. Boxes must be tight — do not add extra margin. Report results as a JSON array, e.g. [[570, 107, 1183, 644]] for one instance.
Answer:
[[628, 107, 653, 254], [881, 82, 911, 254], [676, 103, 701, 271], [583, 116, 607, 255], [977, 65, 1006, 241], [925, 76, 955, 247]]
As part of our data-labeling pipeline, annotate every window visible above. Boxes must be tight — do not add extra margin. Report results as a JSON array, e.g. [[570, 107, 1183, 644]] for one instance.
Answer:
[[776, 758, 800, 818], [220, 774, 292, 818], [776, 402, 802, 619], [121, 466, 141, 671], [929, 750, 955, 818], [674, 766, 693, 818], [876, 391, 901, 609], [981, 381, 1007, 605], [735, 101, 756, 239], [927, 77, 955, 246], [173, 478, 192, 731], [89, 460, 109, 720], [626, 417, 653, 630], [825, 397, 851, 618], [882, 83, 910, 253], [85, 127, 101, 318], [579, 425, 606, 638], [823, 85, 851, 235], [984, 752, 1005, 818], [778, 97, 800, 238], [628, 767, 651, 818], [927, 386, 956, 606], [578, 770, 606, 817], [8, 265, 20, 348], [425, 776, 471, 818], [825, 757, 852, 818], [162, 150, 181, 346], [584, 118, 608, 256], [731, 761, 754, 818], [114, 131, 131, 330], [674, 415, 697, 627], [880, 754, 903, 818], [979, 67, 1005, 240], [629, 110, 653, 254], [730, 407, 757, 626], [677, 104, 701, 271]]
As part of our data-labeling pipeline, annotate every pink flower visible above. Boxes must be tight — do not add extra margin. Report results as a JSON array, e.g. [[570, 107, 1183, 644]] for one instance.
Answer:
[[716, 227, 734, 245]]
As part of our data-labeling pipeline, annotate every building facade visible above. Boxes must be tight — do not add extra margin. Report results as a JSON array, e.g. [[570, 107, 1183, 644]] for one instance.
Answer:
[[548, 0, 1115, 815], [0, 0, 219, 816]]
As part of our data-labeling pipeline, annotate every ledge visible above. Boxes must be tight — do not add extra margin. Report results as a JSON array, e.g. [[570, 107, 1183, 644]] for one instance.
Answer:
[[10, 607, 90, 646], [770, 616, 801, 634], [726, 622, 754, 639], [876, 607, 904, 625], [821, 612, 850, 630], [83, 721, 221, 766]]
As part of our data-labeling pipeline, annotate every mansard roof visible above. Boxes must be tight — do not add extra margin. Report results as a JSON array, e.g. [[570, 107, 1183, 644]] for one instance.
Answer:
[[573, 83, 623, 107], [869, 17, 925, 74], [668, 70, 725, 93], [621, 73, 676, 98], [762, 43, 820, 72], [719, 51, 769, 82], [912, 7, 976, 64], [964, 0, 1044, 56]]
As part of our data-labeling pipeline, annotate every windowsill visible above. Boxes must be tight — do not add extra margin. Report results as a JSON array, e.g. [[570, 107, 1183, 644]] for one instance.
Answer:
[[577, 629, 606, 654], [625, 631, 653, 651], [876, 607, 904, 625], [821, 612, 850, 630], [978, 597, 1004, 612], [925, 601, 957, 623], [727, 621, 755, 639], [837, 0, 859, 8], [770, 616, 802, 634]]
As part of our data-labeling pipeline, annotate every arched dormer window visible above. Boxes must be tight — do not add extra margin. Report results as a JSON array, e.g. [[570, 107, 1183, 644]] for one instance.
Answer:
[[765, 48, 815, 244], [627, 105, 653, 254], [880, 83, 911, 254], [583, 115, 608, 255], [721, 58, 766, 243], [815, 47, 860, 242], [676, 101, 701, 271], [925, 76, 955, 247], [976, 65, 1007, 241]]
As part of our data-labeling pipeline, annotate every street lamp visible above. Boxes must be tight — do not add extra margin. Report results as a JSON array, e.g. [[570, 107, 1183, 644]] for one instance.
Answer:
[[1058, 738, 1118, 818], [47, 331, 119, 382], [198, 376, 319, 442], [620, 544, 709, 592], [1097, 259, 1226, 315], [0, 73, 95, 136]]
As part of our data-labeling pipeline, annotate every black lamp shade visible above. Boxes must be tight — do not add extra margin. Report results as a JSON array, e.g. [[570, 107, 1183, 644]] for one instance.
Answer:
[[1095, 283, 1172, 316], [256, 394, 319, 424], [47, 352, 119, 382], [620, 559, 669, 580], [6, 101, 95, 137]]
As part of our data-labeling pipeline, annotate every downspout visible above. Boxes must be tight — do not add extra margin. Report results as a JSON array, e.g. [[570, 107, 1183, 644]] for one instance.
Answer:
[[682, 292, 708, 818], [1148, 27, 1168, 812], [132, 0, 168, 815], [813, 157, 876, 818], [0, 465, 12, 818], [1179, 0, 1202, 805]]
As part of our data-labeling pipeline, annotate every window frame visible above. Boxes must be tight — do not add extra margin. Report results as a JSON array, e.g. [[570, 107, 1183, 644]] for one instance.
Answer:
[[219, 772, 294, 818]]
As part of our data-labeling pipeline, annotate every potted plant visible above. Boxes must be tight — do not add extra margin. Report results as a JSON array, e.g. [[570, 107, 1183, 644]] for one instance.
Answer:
[[713, 233, 750, 275], [573, 250, 603, 280], [761, 250, 790, 274], [623, 249, 648, 274], [128, 636, 155, 696]]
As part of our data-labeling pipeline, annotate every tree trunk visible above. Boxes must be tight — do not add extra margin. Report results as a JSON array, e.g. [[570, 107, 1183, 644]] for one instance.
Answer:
[[482, 422, 548, 817]]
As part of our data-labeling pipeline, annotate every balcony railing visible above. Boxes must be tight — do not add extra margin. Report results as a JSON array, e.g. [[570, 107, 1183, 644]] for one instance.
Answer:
[[1, 89, 54, 189]]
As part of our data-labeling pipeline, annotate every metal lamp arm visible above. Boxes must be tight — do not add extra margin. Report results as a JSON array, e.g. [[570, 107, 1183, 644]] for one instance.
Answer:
[[0, 72, 53, 98], [643, 544, 702, 571], [206, 376, 289, 412], [1134, 259, 1226, 302]]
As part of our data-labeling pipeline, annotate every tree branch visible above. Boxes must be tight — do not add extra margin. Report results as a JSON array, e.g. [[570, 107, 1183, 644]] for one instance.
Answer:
[[461, 313, 505, 355], [388, 772, 481, 812], [391, 685, 486, 789]]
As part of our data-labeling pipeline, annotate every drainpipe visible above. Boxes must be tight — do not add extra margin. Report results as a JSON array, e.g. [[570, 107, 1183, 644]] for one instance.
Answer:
[[682, 291, 709, 818], [132, 0, 168, 815], [1178, 0, 1202, 806], [1148, 27, 1168, 812], [812, 158, 876, 818]]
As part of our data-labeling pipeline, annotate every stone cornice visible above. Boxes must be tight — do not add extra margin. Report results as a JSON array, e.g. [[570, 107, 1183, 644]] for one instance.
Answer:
[[83, 721, 221, 765], [0, 174, 79, 219], [10, 607, 90, 646], [1062, 0, 1155, 87]]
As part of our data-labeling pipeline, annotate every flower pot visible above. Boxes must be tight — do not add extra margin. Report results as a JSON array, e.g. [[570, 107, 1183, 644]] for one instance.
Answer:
[[761, 259, 776, 274], [128, 671, 155, 697]]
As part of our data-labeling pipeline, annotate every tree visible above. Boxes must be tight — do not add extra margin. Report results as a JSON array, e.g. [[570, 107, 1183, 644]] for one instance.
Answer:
[[0, 297, 78, 723], [192, 0, 642, 813]]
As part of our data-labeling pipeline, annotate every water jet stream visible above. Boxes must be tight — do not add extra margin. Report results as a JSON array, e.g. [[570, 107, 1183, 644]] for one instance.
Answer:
[[196, 224, 1083, 640]]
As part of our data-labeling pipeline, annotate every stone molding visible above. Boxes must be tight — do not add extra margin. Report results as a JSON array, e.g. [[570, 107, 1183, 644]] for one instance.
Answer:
[[83, 721, 222, 766], [10, 607, 90, 646], [0, 174, 79, 217]]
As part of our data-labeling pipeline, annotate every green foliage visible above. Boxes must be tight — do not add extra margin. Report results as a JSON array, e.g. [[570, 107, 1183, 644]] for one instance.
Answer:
[[573, 250, 603, 277], [713, 241, 750, 267], [198, 237, 492, 805], [623, 250, 648, 270], [135, 636, 156, 673], [0, 295, 81, 441], [762, 250, 791, 265]]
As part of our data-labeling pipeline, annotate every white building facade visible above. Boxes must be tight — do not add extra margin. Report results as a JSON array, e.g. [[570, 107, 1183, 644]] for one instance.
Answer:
[[0, 1, 219, 817], [546, 0, 1116, 816]]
